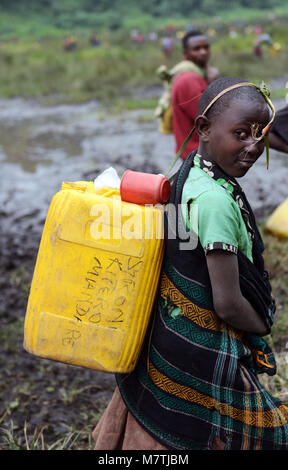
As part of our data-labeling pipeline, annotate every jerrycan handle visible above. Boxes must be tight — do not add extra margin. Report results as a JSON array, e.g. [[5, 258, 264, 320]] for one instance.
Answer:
[[101, 189, 120, 198]]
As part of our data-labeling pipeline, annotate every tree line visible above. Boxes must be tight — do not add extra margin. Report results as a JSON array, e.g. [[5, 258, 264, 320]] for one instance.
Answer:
[[0, 0, 285, 15], [0, 0, 285, 30]]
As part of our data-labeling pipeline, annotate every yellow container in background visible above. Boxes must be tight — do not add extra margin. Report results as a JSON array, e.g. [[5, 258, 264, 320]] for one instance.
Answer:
[[265, 198, 288, 239], [24, 181, 165, 373]]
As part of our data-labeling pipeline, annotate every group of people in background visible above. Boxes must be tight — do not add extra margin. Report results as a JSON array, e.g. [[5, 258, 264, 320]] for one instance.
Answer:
[[63, 30, 101, 51], [63, 22, 282, 64], [130, 22, 282, 60]]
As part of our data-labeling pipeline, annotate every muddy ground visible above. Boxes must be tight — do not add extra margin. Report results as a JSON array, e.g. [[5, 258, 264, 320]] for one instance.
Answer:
[[0, 91, 287, 449]]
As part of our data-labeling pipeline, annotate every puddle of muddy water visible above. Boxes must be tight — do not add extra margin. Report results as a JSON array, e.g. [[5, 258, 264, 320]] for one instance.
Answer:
[[0, 97, 176, 237]]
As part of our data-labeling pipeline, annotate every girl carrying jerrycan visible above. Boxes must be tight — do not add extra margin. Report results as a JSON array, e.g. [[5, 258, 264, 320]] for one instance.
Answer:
[[93, 77, 288, 450]]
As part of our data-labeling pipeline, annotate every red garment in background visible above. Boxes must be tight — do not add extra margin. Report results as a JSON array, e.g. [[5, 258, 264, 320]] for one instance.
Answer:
[[171, 71, 208, 160]]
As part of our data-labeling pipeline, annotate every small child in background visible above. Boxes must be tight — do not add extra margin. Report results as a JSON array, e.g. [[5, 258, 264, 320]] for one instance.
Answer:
[[93, 77, 288, 450]]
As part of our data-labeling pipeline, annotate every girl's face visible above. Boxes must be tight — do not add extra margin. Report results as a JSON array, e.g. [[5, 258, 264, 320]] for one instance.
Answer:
[[198, 97, 270, 178]]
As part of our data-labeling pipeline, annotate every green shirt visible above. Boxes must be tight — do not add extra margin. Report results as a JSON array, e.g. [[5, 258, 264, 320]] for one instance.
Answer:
[[181, 165, 253, 262]]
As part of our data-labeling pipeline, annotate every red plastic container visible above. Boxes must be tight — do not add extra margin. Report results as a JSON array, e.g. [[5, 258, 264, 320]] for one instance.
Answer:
[[120, 170, 170, 205]]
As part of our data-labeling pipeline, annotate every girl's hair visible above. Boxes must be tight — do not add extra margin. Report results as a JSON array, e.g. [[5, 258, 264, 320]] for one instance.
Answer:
[[198, 77, 266, 119]]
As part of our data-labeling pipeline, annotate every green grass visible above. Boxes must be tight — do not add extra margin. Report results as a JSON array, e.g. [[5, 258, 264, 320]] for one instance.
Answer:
[[0, 419, 91, 450], [0, 12, 287, 105], [0, 38, 173, 103]]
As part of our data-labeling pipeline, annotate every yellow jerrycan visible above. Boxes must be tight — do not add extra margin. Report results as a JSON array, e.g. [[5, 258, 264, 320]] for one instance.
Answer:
[[265, 198, 288, 239], [24, 181, 165, 373]]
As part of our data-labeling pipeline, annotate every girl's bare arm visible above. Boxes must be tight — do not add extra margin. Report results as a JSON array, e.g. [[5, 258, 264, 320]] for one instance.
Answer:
[[206, 250, 268, 336]]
